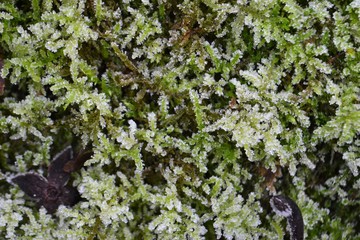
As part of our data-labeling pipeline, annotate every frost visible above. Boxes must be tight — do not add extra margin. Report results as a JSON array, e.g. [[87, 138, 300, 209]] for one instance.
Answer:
[[343, 151, 360, 176], [0, 0, 359, 238], [350, 0, 360, 8]]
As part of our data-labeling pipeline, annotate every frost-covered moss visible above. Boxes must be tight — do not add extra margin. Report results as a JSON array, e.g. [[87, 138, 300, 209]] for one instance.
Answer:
[[0, 0, 359, 239]]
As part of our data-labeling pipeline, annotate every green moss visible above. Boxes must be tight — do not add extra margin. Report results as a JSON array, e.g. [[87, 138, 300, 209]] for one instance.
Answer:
[[0, 0, 359, 239]]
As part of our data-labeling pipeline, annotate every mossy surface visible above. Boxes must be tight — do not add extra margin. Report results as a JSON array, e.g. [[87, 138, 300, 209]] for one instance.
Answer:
[[0, 0, 359, 239]]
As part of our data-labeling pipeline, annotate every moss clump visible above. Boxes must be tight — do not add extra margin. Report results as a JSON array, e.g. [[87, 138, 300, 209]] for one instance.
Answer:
[[0, 0, 359, 239]]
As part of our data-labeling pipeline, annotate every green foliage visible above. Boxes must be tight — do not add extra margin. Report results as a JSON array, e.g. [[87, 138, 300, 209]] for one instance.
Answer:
[[0, 0, 359, 239]]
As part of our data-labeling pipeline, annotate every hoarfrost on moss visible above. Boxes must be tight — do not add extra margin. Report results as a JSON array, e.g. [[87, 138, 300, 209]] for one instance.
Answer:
[[0, 0, 359, 238]]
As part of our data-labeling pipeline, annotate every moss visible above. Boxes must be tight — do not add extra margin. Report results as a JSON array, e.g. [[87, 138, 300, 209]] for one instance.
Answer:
[[0, 0, 359, 239]]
